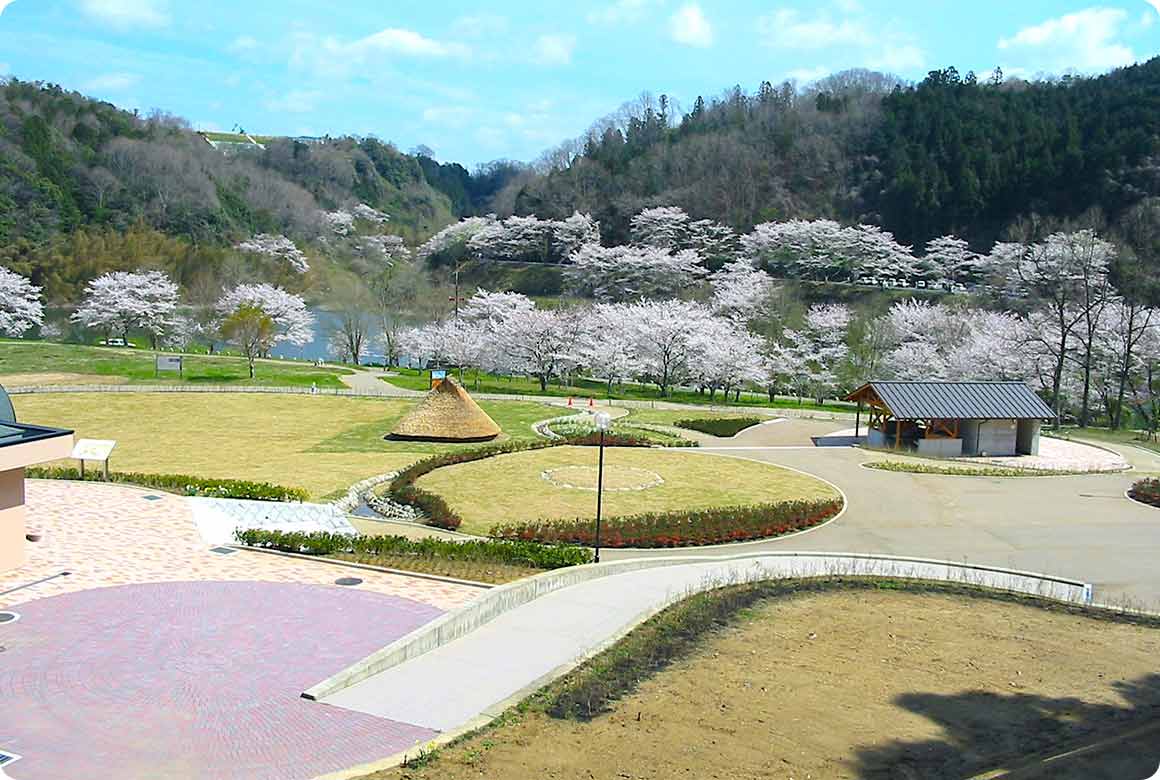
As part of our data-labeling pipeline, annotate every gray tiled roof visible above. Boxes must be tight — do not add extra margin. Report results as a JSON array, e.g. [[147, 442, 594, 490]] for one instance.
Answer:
[[854, 381, 1056, 420]]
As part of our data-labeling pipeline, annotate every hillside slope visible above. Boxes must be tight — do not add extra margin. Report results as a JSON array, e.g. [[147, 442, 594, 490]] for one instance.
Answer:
[[507, 61, 1160, 248]]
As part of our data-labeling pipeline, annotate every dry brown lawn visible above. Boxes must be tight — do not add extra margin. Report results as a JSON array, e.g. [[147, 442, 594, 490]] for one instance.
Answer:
[[370, 589, 1160, 780]]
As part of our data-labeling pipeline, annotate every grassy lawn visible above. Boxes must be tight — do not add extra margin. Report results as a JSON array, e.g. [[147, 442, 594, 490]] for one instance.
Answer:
[[415, 446, 839, 535], [0, 339, 349, 388], [13, 393, 559, 499], [385, 367, 857, 414]]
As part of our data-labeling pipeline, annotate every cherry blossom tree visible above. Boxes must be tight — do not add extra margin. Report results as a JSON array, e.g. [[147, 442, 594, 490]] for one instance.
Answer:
[[322, 210, 355, 236], [776, 304, 851, 402], [215, 283, 314, 350], [564, 244, 705, 301], [690, 317, 767, 400], [467, 215, 555, 262], [880, 300, 1031, 382], [494, 307, 580, 391], [742, 220, 914, 282], [630, 206, 690, 250], [710, 260, 772, 322], [578, 304, 638, 396], [922, 235, 983, 284], [353, 203, 391, 225], [626, 299, 712, 396], [991, 230, 1115, 420], [236, 234, 310, 274], [72, 270, 180, 348], [416, 216, 497, 261], [688, 219, 739, 265], [361, 234, 411, 264], [0, 266, 44, 338], [553, 212, 601, 258]]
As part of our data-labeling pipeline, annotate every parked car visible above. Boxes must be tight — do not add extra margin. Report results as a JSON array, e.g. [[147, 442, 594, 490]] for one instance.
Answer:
[[98, 338, 136, 348]]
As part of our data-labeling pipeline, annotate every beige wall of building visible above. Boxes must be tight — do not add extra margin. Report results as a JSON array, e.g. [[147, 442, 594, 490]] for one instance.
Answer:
[[0, 432, 73, 573]]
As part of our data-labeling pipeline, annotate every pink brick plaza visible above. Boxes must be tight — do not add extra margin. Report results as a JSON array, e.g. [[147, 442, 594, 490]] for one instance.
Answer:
[[0, 481, 485, 779]]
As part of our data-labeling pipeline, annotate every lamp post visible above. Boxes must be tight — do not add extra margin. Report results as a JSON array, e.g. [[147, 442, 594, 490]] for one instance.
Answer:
[[593, 411, 612, 563]]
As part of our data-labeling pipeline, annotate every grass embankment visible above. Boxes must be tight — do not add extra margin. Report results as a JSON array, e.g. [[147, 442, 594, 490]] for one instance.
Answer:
[[384, 367, 856, 414], [1049, 426, 1160, 456], [0, 339, 347, 388], [415, 446, 839, 535], [235, 529, 591, 585], [13, 393, 556, 499], [366, 581, 1160, 780]]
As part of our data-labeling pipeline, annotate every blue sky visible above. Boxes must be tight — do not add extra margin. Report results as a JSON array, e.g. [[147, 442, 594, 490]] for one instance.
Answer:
[[1, 0, 1158, 167]]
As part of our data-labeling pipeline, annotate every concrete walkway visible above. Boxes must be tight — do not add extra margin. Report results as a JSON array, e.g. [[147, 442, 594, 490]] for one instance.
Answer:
[[603, 420, 1160, 607], [320, 553, 1086, 737]]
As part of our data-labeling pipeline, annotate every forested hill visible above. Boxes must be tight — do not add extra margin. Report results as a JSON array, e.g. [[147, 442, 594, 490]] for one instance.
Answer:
[[508, 59, 1160, 248]]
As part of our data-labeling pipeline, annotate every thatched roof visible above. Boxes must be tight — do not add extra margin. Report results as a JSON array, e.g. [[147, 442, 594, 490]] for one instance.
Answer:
[[388, 377, 501, 442]]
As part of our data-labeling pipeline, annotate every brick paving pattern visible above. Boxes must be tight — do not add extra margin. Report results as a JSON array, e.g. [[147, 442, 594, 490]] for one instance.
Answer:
[[1, 481, 479, 611], [0, 581, 441, 780]]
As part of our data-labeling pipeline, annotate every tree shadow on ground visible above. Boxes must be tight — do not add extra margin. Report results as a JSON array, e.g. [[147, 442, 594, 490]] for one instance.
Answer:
[[852, 673, 1160, 779]]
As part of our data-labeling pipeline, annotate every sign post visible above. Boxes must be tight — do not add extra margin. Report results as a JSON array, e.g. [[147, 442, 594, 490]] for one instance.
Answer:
[[155, 355, 183, 378], [71, 439, 116, 480]]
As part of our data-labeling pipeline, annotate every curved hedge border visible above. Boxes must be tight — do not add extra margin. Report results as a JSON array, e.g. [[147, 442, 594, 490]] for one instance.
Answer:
[[235, 528, 592, 570], [1129, 478, 1160, 508], [864, 461, 1082, 478], [675, 417, 764, 437], [491, 498, 843, 548], [26, 466, 309, 502], [387, 434, 655, 531]]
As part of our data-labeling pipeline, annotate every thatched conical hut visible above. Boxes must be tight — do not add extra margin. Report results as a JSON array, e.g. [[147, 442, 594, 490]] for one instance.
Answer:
[[388, 377, 501, 442]]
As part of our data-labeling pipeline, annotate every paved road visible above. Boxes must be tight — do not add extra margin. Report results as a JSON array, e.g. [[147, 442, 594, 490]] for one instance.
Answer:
[[604, 420, 1160, 607]]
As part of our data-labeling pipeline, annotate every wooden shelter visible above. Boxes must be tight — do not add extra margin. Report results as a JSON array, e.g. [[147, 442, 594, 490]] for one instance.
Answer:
[[846, 381, 1055, 457], [388, 377, 501, 443]]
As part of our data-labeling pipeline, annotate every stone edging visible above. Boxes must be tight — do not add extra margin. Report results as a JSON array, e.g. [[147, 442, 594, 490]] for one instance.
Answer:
[[331, 472, 399, 513], [301, 551, 1092, 704]]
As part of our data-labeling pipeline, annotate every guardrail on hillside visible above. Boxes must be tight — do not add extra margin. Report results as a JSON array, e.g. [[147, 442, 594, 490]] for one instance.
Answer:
[[301, 551, 1092, 703]]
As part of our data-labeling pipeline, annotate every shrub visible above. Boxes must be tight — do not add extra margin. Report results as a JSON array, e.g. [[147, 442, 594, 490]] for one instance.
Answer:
[[491, 498, 843, 548], [235, 528, 592, 570], [865, 461, 1078, 478], [674, 417, 764, 437], [1130, 478, 1160, 508], [26, 466, 309, 501], [386, 435, 655, 531]]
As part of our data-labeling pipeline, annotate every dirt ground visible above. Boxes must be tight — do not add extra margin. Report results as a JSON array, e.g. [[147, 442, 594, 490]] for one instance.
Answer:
[[370, 589, 1160, 780]]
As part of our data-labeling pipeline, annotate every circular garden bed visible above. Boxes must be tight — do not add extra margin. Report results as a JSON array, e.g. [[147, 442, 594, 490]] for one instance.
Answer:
[[405, 446, 842, 546]]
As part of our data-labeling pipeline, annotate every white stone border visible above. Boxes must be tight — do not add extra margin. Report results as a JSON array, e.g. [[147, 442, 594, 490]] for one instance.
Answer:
[[302, 551, 1092, 704], [540, 466, 665, 492]]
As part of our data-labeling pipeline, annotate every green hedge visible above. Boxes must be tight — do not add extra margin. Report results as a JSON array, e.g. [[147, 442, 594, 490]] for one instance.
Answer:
[[386, 434, 655, 531], [491, 498, 844, 548], [26, 466, 309, 501], [674, 417, 764, 437], [235, 528, 592, 570]]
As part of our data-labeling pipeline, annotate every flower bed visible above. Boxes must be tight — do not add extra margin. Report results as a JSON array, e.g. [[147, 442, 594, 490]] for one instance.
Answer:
[[1129, 478, 1160, 508], [491, 498, 843, 548], [864, 461, 1080, 478], [674, 417, 764, 437], [547, 418, 696, 448], [235, 528, 592, 570], [26, 466, 309, 501], [386, 435, 656, 531]]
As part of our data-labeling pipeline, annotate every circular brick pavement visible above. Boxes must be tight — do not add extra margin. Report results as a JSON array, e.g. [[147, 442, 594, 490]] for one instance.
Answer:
[[0, 581, 443, 780]]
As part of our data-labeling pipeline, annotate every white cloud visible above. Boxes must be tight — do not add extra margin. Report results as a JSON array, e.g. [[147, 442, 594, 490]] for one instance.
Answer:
[[78, 0, 169, 29], [998, 7, 1135, 72], [1143, 9, 1156, 28], [532, 34, 576, 66], [82, 72, 141, 91], [264, 89, 324, 114], [0, 1, 15, 17], [229, 35, 259, 54], [353, 28, 469, 58], [669, 4, 713, 47], [451, 13, 509, 38], [757, 5, 926, 74], [1145, 0, 1160, 18], [0, 63, 9, 75], [786, 65, 830, 83], [421, 106, 473, 126], [587, 0, 663, 25], [758, 9, 869, 49]]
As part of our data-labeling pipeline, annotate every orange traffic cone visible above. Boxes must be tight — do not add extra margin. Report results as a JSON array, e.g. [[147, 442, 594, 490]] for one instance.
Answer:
[[567, 397, 573, 407]]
